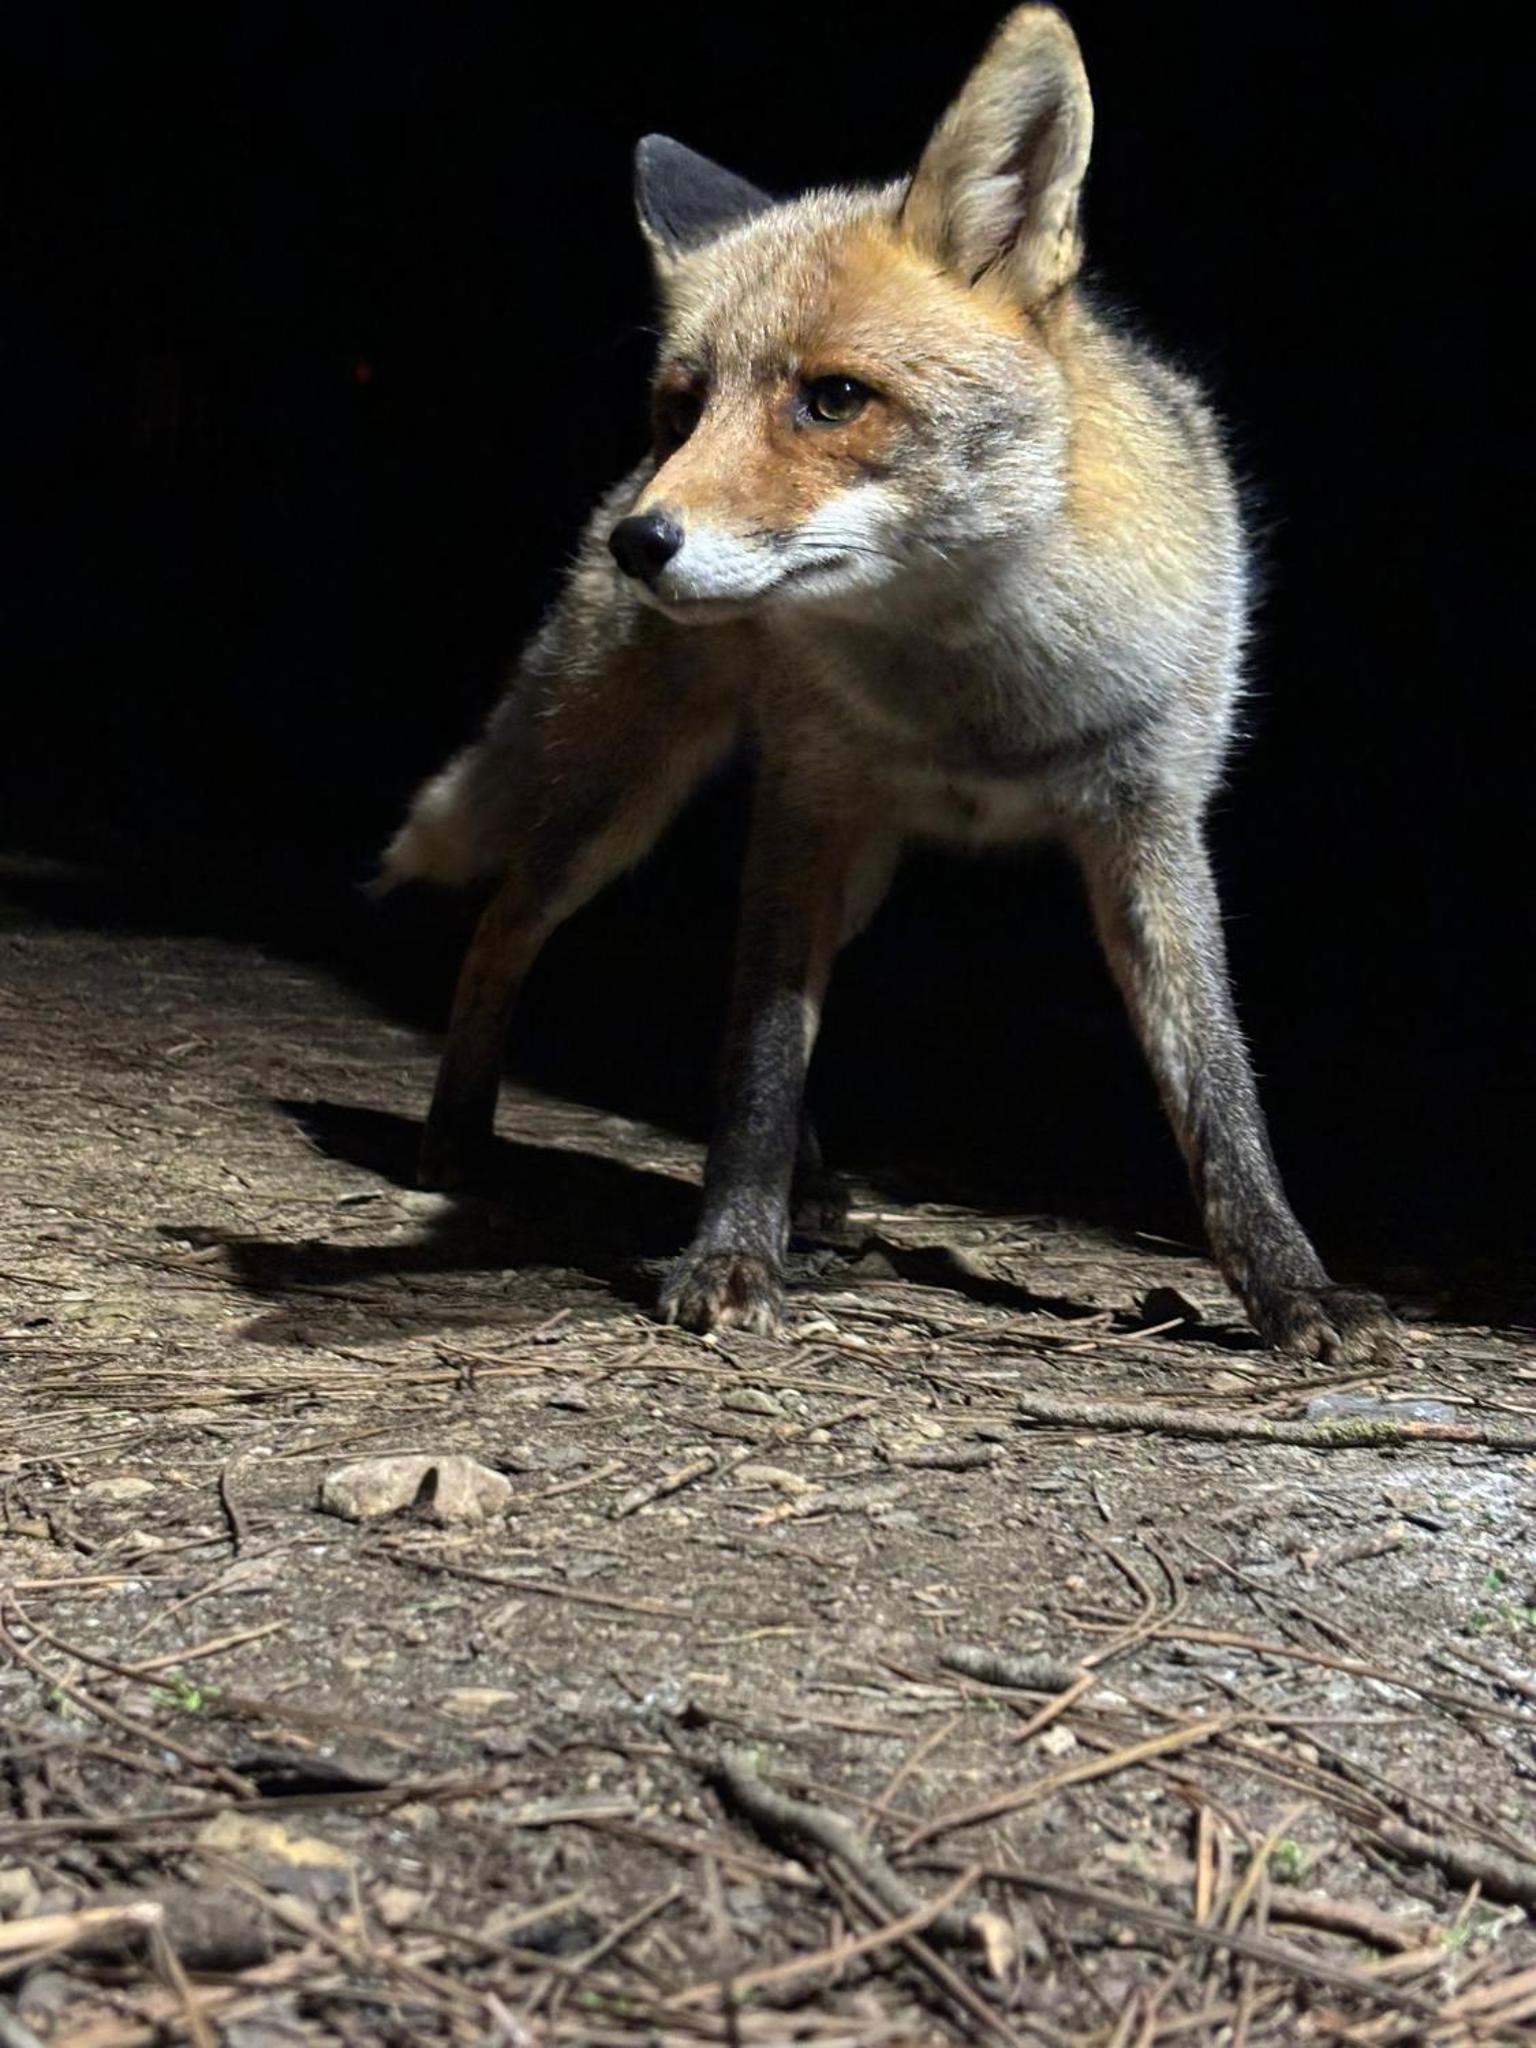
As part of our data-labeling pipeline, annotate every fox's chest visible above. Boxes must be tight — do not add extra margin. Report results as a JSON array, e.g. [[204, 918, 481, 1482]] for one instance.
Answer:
[[773, 626, 1145, 844], [891, 765, 1054, 846]]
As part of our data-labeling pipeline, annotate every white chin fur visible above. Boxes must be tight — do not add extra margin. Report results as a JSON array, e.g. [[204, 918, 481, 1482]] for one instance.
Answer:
[[649, 526, 780, 607]]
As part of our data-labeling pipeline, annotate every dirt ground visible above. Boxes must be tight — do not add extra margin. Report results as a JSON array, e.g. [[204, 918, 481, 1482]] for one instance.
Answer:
[[2, 862, 1534, 2047]]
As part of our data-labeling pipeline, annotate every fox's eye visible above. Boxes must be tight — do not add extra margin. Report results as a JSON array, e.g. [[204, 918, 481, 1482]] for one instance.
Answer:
[[802, 375, 872, 425], [654, 385, 704, 451]]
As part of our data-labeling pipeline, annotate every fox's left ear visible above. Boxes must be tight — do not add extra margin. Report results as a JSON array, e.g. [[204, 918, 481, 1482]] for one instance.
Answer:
[[902, 6, 1093, 309], [634, 135, 773, 268]]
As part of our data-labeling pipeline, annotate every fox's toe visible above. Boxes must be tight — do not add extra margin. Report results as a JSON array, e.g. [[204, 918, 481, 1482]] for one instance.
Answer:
[[660, 1250, 783, 1336], [1253, 1283, 1402, 1366]]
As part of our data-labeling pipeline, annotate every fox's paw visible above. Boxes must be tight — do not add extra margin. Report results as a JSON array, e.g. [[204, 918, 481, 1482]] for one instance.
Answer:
[[1251, 1283, 1402, 1366], [660, 1250, 783, 1336]]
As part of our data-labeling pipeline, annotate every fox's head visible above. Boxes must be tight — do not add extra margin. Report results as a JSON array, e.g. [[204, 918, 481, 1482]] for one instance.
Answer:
[[609, 6, 1094, 625]]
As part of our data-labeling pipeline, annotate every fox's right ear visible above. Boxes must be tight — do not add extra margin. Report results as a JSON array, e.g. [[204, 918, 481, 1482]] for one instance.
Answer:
[[903, 7, 1093, 310], [634, 135, 772, 270]]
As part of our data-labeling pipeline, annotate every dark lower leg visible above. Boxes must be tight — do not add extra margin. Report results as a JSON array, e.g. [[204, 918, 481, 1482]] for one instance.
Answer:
[[419, 874, 542, 1189], [791, 1109, 851, 1235], [661, 802, 858, 1332], [1079, 819, 1397, 1361]]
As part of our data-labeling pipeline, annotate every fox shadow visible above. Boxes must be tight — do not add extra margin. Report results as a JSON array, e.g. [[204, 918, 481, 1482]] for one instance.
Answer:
[[178, 1099, 696, 1340], [179, 1096, 1272, 1353]]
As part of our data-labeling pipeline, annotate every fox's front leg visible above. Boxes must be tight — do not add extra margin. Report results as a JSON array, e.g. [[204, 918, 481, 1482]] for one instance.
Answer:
[[1077, 812, 1399, 1364], [662, 786, 873, 1335]]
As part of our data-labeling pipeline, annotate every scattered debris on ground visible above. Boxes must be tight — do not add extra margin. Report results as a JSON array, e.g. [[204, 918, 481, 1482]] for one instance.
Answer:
[[2, 892, 1533, 2043]]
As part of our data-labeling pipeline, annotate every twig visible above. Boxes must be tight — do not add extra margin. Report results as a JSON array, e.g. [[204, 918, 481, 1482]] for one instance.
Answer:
[[666, 1863, 984, 2008], [1012, 1393, 1536, 1452], [1438, 1644, 1536, 1707], [217, 1457, 249, 1556], [126, 1619, 287, 1675], [373, 1544, 692, 1618], [1265, 1887, 1429, 1953], [1224, 1803, 1309, 1933], [828, 1864, 1031, 2048], [898, 1715, 1236, 1851], [686, 1740, 995, 1954], [149, 1919, 216, 2048], [1367, 1816, 1536, 1909], [863, 1708, 968, 1838], [539, 1882, 684, 2021], [921, 1861, 1441, 2020], [1062, 1618, 1533, 1727], [612, 1453, 717, 1520], [0, 1595, 252, 1795], [0, 1901, 164, 1959]]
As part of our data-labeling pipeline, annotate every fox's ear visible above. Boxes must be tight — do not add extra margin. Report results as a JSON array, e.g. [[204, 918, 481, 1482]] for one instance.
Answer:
[[902, 6, 1092, 309], [634, 135, 772, 266]]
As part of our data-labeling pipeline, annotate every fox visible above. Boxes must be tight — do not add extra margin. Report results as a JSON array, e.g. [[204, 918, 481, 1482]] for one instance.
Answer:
[[383, 5, 1399, 1364]]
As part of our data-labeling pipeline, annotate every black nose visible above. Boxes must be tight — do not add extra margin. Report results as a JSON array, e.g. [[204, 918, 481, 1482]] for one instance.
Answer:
[[609, 510, 684, 583]]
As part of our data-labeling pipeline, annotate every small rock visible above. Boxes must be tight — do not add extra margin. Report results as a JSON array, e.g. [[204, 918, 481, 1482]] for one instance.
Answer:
[[82, 1475, 156, 1502], [0, 1865, 43, 1918], [318, 1453, 513, 1524], [194, 1813, 353, 1903], [722, 1387, 782, 1416], [217, 1553, 287, 1594], [441, 1687, 519, 1720], [791, 1479, 909, 1518], [733, 1464, 813, 1493], [1038, 1723, 1078, 1758], [373, 1885, 428, 1929], [93, 1884, 270, 1970]]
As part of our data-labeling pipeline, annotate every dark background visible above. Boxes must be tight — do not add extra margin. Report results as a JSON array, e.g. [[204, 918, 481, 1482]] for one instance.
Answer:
[[3, 4, 1525, 1304]]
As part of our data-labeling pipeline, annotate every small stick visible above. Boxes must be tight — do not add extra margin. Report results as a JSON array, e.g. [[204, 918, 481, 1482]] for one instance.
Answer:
[[150, 1919, 216, 2048], [863, 1708, 968, 1836], [829, 1864, 1031, 2048], [1368, 1816, 1536, 1910], [540, 1457, 624, 1499], [1064, 1618, 1533, 1727], [1013, 1392, 1536, 1452], [0, 1901, 164, 1959], [612, 1452, 717, 1519], [1264, 1887, 1429, 1953], [126, 1619, 287, 1675], [666, 1863, 984, 2008], [1223, 1803, 1309, 1933], [374, 1545, 692, 1618], [0, 1597, 252, 1795], [922, 1861, 1441, 2020], [898, 1715, 1236, 1852], [1439, 1644, 1536, 1707], [691, 1742, 993, 1953], [217, 1458, 249, 1556]]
